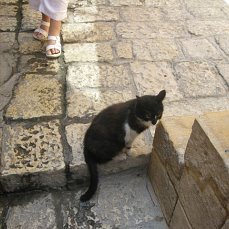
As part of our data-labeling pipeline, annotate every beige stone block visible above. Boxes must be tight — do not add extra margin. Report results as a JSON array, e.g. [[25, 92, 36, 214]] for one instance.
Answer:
[[5, 74, 63, 120], [0, 32, 16, 51], [216, 34, 229, 55], [148, 150, 178, 223], [169, 200, 192, 229], [185, 111, 229, 200], [179, 169, 226, 229], [187, 20, 229, 36], [217, 63, 229, 85], [175, 61, 227, 98], [0, 16, 17, 31], [21, 4, 41, 31], [145, 0, 182, 7], [18, 32, 43, 54], [67, 89, 133, 118], [66, 6, 119, 23], [64, 43, 113, 63], [115, 41, 133, 59], [0, 5, 17, 17], [130, 61, 183, 101], [116, 21, 186, 39], [184, 0, 227, 8], [188, 7, 228, 19], [62, 22, 115, 43], [67, 63, 132, 89], [68, 0, 106, 8], [110, 0, 143, 6], [181, 38, 222, 60], [1, 120, 66, 192], [153, 116, 195, 181], [1, 0, 18, 3], [133, 39, 181, 61]]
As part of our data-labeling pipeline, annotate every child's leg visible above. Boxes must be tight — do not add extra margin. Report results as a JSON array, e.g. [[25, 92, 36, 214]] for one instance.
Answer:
[[33, 13, 50, 40]]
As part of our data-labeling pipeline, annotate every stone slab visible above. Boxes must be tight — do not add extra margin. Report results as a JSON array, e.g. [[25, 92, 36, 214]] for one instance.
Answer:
[[184, 0, 227, 8], [175, 61, 228, 98], [185, 111, 229, 200], [66, 123, 152, 179], [110, 0, 143, 6], [133, 39, 181, 61], [216, 34, 229, 55], [6, 193, 57, 229], [0, 16, 17, 32], [68, 0, 107, 8], [145, 0, 182, 7], [181, 38, 223, 60], [0, 120, 66, 192], [66, 6, 119, 23], [169, 200, 192, 229], [179, 169, 226, 229], [64, 43, 113, 63], [217, 63, 229, 85], [67, 63, 132, 89], [5, 74, 63, 120], [148, 150, 178, 223], [0, 5, 17, 17], [115, 41, 133, 59], [67, 89, 133, 118], [130, 61, 183, 101], [62, 22, 115, 43], [0, 32, 16, 51]]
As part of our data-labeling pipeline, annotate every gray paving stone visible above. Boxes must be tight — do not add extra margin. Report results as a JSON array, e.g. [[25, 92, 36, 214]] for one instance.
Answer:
[[0, 5, 18, 17], [145, 0, 182, 7], [67, 63, 132, 89], [0, 32, 16, 51], [68, 0, 107, 8], [110, 0, 143, 6], [0, 120, 66, 192], [62, 22, 115, 43], [215, 34, 229, 55], [115, 41, 133, 59], [116, 21, 186, 39], [0, 0, 18, 3], [64, 43, 113, 63], [133, 39, 182, 61], [66, 6, 119, 23], [175, 61, 228, 98], [180, 38, 223, 60], [130, 61, 183, 101], [5, 74, 63, 120], [187, 20, 229, 36], [0, 16, 17, 32], [6, 193, 57, 229], [184, 0, 227, 8]]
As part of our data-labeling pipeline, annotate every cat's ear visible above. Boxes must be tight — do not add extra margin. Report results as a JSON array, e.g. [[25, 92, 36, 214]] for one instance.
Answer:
[[156, 90, 166, 102]]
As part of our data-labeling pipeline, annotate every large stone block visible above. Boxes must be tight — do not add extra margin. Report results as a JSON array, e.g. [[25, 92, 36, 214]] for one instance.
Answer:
[[0, 32, 16, 51], [0, 16, 17, 31], [0, 120, 66, 192], [185, 111, 229, 200], [5, 74, 63, 120], [153, 116, 195, 186], [216, 34, 229, 55], [148, 150, 178, 223], [217, 63, 229, 85], [179, 169, 226, 229]]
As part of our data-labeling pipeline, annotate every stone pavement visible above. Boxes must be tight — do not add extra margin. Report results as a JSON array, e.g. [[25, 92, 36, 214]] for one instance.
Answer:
[[0, 0, 229, 227]]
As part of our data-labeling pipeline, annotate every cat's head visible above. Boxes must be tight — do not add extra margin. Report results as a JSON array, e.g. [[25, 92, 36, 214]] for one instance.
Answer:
[[135, 90, 166, 125]]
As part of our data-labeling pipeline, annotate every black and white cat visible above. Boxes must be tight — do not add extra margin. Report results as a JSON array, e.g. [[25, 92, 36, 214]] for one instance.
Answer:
[[80, 90, 166, 202]]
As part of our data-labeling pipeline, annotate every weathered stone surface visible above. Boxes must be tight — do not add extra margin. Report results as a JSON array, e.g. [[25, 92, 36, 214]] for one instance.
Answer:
[[67, 63, 132, 89], [153, 116, 194, 182], [185, 112, 229, 200], [6, 193, 57, 229], [64, 43, 113, 63], [145, 0, 182, 7], [1, 120, 66, 192], [148, 150, 178, 223], [110, 0, 143, 6], [18, 32, 43, 54], [0, 53, 17, 87], [66, 6, 119, 23], [68, 0, 106, 8], [130, 61, 183, 101], [62, 22, 115, 43], [216, 34, 229, 55], [184, 0, 227, 8], [175, 61, 227, 98], [169, 200, 192, 229], [217, 63, 229, 85], [221, 220, 229, 229], [181, 38, 222, 60], [115, 41, 133, 59], [0, 5, 17, 17], [179, 169, 227, 229], [133, 39, 181, 61], [67, 89, 133, 118], [5, 74, 63, 120], [0, 32, 16, 51], [0, 16, 17, 31], [116, 21, 186, 38], [187, 20, 229, 36], [21, 4, 41, 31]]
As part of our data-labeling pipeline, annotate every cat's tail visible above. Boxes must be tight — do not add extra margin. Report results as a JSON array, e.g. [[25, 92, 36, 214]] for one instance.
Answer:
[[80, 153, 98, 202]]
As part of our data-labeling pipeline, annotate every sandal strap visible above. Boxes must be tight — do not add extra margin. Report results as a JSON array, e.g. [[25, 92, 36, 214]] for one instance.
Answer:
[[48, 35, 60, 41], [34, 27, 48, 37], [41, 20, 50, 27], [46, 35, 61, 52], [46, 44, 61, 51]]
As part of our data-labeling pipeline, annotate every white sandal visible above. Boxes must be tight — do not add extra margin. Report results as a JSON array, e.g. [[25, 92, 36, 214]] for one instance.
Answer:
[[33, 20, 50, 41], [46, 35, 62, 58]]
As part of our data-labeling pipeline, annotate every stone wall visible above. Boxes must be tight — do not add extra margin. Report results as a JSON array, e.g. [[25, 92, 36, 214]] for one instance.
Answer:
[[148, 111, 229, 229]]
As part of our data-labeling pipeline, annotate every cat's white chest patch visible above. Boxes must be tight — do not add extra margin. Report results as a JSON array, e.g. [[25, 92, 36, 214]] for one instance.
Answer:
[[124, 122, 138, 147]]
